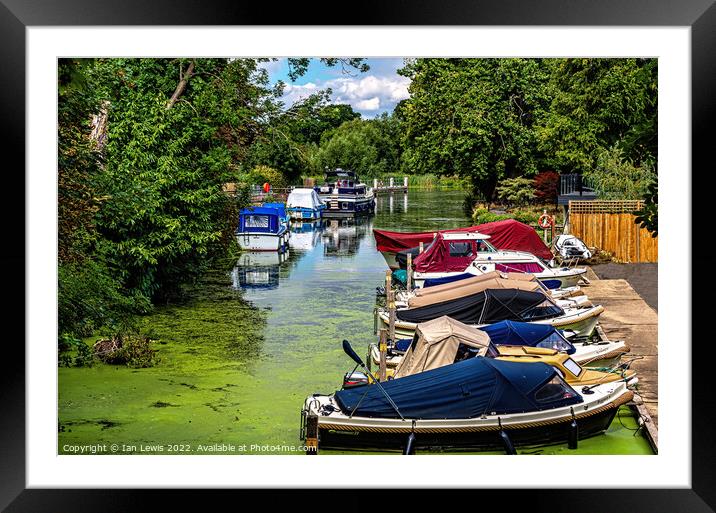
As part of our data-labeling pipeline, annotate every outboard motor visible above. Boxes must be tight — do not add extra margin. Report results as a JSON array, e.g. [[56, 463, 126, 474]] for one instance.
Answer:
[[342, 371, 370, 389]]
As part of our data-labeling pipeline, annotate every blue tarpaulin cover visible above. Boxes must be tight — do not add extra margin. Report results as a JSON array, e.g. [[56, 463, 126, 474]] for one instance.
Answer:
[[262, 202, 288, 220], [423, 273, 474, 288], [237, 206, 283, 234], [479, 321, 576, 354], [334, 357, 581, 419]]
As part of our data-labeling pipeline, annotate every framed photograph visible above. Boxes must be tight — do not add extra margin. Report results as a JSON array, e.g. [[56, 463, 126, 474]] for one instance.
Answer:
[[3, 0, 711, 510]]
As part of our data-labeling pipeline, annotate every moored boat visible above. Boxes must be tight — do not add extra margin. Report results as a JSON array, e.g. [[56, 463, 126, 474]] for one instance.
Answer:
[[410, 232, 586, 289], [370, 318, 629, 369], [316, 168, 375, 218], [377, 287, 604, 339], [301, 349, 633, 452], [235, 206, 289, 251], [286, 188, 326, 220], [374, 218, 554, 270]]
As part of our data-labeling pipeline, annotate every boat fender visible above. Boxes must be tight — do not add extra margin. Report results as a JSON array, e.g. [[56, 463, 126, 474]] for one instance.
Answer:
[[403, 424, 417, 455], [498, 418, 516, 455], [568, 408, 579, 450]]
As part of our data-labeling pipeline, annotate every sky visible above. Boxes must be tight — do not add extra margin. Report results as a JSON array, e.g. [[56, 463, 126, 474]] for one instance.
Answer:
[[259, 58, 411, 118]]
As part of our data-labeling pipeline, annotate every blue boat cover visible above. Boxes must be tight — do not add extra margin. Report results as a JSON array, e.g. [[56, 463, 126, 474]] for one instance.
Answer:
[[479, 321, 576, 354], [237, 206, 283, 234], [334, 357, 581, 419], [262, 202, 288, 220], [423, 272, 474, 288], [394, 338, 413, 352]]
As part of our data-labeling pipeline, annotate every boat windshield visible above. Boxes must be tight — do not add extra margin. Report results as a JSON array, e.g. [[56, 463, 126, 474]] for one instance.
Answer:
[[477, 240, 497, 252], [534, 375, 578, 403], [520, 298, 564, 321], [535, 332, 573, 352], [245, 215, 270, 228]]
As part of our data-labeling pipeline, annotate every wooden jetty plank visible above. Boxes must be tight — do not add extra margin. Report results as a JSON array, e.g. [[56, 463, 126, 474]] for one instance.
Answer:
[[585, 275, 659, 443]]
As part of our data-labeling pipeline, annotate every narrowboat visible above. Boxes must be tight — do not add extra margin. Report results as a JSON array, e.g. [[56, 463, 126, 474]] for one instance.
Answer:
[[315, 168, 375, 218], [301, 341, 633, 452], [286, 188, 326, 221], [235, 206, 289, 251]]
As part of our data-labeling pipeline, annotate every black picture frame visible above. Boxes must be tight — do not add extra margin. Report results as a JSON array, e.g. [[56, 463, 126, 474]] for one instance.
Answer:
[[2, 1, 711, 511]]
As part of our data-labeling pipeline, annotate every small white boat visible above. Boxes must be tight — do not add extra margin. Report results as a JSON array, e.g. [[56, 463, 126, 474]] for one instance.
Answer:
[[235, 206, 289, 251], [411, 232, 587, 290], [286, 188, 326, 221], [555, 234, 593, 261]]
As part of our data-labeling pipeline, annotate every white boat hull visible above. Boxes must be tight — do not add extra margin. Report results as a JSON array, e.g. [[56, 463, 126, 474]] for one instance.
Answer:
[[235, 231, 288, 251], [376, 304, 604, 340]]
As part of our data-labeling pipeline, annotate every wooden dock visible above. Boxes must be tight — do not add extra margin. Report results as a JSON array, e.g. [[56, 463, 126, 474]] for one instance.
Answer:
[[373, 177, 409, 194], [583, 268, 659, 450]]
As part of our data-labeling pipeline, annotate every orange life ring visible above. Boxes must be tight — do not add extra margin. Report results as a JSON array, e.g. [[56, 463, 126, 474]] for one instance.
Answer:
[[538, 214, 554, 229]]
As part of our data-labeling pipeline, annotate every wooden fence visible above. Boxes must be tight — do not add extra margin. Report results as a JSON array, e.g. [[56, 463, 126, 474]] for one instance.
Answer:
[[568, 200, 658, 263]]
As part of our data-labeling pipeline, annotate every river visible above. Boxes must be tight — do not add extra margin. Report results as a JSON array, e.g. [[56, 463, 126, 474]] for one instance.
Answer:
[[58, 189, 653, 455]]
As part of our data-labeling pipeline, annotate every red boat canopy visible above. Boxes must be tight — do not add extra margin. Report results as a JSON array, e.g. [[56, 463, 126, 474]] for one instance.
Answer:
[[373, 219, 553, 260]]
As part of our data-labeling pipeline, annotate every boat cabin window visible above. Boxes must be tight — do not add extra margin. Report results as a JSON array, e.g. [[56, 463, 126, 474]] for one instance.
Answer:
[[448, 242, 473, 258], [536, 333, 573, 352], [520, 299, 563, 321], [563, 357, 582, 378], [245, 215, 270, 228], [534, 376, 577, 403]]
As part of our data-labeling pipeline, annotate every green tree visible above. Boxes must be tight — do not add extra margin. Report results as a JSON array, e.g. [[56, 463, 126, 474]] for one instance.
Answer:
[[90, 58, 275, 300], [317, 113, 403, 178], [536, 58, 657, 173], [398, 58, 550, 200]]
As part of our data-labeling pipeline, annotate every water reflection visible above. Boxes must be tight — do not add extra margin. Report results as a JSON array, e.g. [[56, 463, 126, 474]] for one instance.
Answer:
[[375, 192, 408, 214], [321, 216, 374, 258], [288, 220, 323, 251], [231, 250, 289, 290]]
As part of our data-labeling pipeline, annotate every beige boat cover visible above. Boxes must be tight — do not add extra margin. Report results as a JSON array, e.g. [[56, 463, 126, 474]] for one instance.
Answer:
[[408, 272, 543, 308], [393, 316, 493, 379]]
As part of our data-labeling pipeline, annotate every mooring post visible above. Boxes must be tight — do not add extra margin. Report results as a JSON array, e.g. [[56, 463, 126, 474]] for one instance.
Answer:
[[379, 328, 388, 382], [406, 253, 413, 293], [374, 178, 378, 190], [305, 412, 319, 455], [390, 176, 394, 188], [404, 176, 409, 189], [388, 289, 396, 344], [385, 269, 392, 301]]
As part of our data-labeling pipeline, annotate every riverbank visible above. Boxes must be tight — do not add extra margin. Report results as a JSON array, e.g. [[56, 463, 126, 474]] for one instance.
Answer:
[[58, 266, 268, 454]]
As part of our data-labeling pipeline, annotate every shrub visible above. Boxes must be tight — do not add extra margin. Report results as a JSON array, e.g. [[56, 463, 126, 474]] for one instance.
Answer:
[[58, 334, 95, 367], [249, 165, 288, 190], [533, 171, 559, 203], [58, 260, 151, 338], [495, 177, 535, 206], [94, 330, 160, 368]]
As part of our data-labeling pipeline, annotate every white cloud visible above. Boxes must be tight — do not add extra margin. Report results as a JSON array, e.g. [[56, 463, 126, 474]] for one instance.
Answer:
[[279, 73, 410, 116], [355, 97, 380, 111]]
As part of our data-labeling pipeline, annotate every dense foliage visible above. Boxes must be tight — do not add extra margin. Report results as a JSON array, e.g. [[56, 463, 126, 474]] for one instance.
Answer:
[[398, 58, 657, 203], [58, 56, 658, 352]]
